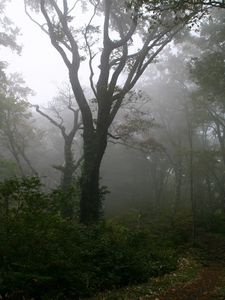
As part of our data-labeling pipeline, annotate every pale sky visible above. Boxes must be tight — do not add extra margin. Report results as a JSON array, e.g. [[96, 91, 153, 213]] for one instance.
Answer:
[[2, 1, 170, 107], [2, 0, 89, 105]]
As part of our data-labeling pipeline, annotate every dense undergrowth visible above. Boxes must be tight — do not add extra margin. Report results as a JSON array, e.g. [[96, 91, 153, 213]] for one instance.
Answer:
[[0, 177, 225, 299]]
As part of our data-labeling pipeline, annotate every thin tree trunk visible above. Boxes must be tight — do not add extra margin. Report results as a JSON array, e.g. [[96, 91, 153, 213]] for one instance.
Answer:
[[18, 149, 38, 176], [216, 123, 225, 213], [61, 139, 74, 190], [173, 167, 182, 214], [170, 165, 182, 227], [8, 134, 25, 177], [187, 118, 197, 242]]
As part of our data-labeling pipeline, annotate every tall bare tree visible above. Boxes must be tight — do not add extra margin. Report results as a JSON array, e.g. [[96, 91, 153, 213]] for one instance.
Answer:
[[24, 0, 219, 224]]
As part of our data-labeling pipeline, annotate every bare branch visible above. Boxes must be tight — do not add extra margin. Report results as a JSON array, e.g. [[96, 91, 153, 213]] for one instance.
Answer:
[[109, 11, 198, 124], [68, 0, 80, 14], [108, 15, 129, 97], [109, 96, 124, 125], [50, 0, 80, 67], [107, 132, 121, 140], [40, 0, 71, 68], [109, 51, 140, 68], [52, 164, 65, 172], [125, 14, 197, 96], [124, 29, 173, 92], [24, 1, 48, 35], [108, 138, 160, 155], [130, 33, 176, 88], [33, 104, 66, 137], [24, 1, 72, 52], [63, 0, 68, 15], [49, 104, 64, 125], [95, 0, 114, 102], [68, 106, 80, 139], [112, 20, 137, 49], [83, 0, 100, 98], [68, 104, 78, 114], [39, 1, 93, 131]]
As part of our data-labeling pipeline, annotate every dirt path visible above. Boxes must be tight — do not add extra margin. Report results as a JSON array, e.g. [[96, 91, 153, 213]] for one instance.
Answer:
[[90, 261, 225, 300], [145, 233, 225, 300], [153, 264, 225, 300], [89, 233, 225, 300]]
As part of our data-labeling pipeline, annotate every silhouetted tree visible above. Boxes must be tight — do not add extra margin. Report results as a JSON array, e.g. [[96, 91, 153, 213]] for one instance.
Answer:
[[24, 0, 213, 223]]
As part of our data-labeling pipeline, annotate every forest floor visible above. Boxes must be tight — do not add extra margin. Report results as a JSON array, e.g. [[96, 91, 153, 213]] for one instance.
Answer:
[[88, 233, 225, 300]]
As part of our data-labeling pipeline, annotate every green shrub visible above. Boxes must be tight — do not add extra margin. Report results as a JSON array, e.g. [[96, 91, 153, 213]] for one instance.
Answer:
[[169, 212, 193, 245], [0, 177, 178, 299]]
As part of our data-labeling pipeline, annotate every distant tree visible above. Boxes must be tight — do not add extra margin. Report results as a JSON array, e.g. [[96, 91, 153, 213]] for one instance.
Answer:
[[0, 0, 36, 179], [33, 84, 83, 194], [189, 9, 225, 212], [0, 68, 38, 177], [0, 0, 21, 53], [134, 46, 213, 236]]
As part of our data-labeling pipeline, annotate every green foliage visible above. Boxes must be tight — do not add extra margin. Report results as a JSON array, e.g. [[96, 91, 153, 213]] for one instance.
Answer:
[[0, 177, 178, 299], [170, 213, 193, 245], [0, 158, 18, 179], [3, 180, 225, 299], [0, 67, 39, 177], [198, 213, 225, 235], [89, 255, 201, 300], [0, 0, 21, 53], [190, 52, 225, 100], [51, 184, 80, 220], [190, 10, 225, 104]]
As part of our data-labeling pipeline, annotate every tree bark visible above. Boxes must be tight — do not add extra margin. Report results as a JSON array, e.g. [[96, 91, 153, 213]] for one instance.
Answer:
[[59, 138, 75, 218], [79, 129, 108, 224], [174, 161, 183, 215], [61, 138, 74, 190]]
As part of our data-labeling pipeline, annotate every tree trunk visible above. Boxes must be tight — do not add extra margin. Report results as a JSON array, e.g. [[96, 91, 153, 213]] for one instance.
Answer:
[[188, 119, 197, 242], [174, 163, 182, 213], [69, 63, 112, 223], [61, 139, 74, 191], [60, 138, 77, 219], [216, 124, 225, 213], [79, 128, 108, 224], [170, 162, 183, 227]]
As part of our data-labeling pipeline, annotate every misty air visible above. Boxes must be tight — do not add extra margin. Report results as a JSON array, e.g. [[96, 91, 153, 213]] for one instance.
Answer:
[[0, 0, 225, 299]]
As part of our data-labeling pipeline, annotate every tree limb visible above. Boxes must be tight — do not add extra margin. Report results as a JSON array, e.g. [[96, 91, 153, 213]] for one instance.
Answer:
[[83, 0, 100, 98], [33, 104, 66, 137], [40, 0, 71, 68], [50, 0, 80, 63]]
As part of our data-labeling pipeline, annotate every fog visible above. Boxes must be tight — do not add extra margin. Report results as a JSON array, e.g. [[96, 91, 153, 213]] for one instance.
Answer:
[[2, 0, 91, 105], [1, 1, 225, 298], [1, 2, 225, 222]]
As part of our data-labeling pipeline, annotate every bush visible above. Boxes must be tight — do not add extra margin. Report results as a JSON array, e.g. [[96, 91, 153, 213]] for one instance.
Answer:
[[169, 212, 193, 245], [0, 177, 178, 299]]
